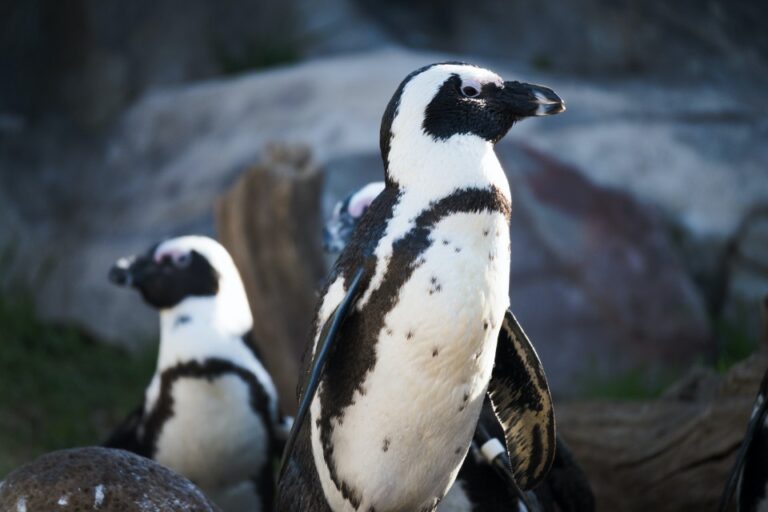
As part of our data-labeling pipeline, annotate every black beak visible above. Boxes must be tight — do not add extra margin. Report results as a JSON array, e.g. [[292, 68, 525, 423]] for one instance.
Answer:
[[109, 257, 137, 287], [501, 81, 565, 117]]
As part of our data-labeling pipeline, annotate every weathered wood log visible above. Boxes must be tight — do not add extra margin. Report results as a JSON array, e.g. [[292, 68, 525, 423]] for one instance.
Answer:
[[216, 145, 326, 415], [557, 349, 768, 511]]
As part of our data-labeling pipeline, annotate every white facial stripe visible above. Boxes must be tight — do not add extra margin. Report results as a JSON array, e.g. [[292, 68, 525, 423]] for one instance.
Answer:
[[433, 64, 502, 88]]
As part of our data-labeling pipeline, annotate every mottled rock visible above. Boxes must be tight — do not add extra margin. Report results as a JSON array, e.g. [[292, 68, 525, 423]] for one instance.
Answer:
[[0, 49, 762, 357], [498, 143, 712, 393], [0, 447, 220, 511], [356, 0, 768, 80]]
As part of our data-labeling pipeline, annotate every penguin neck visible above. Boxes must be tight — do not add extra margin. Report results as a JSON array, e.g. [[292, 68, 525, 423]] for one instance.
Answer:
[[156, 293, 252, 370], [385, 134, 511, 204]]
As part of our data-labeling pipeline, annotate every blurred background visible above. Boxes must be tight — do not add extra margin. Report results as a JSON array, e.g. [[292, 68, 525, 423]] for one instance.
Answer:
[[1, 0, 767, 492]]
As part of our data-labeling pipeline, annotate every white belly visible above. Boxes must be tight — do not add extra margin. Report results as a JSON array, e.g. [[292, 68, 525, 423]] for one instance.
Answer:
[[153, 374, 269, 504], [314, 211, 511, 512]]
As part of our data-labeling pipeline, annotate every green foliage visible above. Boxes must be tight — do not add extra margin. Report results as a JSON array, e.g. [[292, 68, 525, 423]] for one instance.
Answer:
[[578, 366, 677, 401], [0, 294, 156, 478], [713, 313, 757, 374], [529, 54, 554, 72], [213, 39, 300, 75]]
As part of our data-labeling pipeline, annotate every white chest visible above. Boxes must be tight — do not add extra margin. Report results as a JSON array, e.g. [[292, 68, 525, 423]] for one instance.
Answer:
[[312, 211, 511, 512], [153, 375, 270, 493]]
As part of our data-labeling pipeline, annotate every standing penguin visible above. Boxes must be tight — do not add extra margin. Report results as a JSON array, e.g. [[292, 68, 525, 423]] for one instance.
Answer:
[[325, 183, 595, 512], [105, 235, 287, 512], [277, 62, 565, 512], [719, 367, 768, 512]]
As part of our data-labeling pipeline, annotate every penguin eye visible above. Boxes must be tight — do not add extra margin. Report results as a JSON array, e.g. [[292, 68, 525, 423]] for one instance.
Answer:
[[460, 80, 482, 98], [174, 253, 192, 268]]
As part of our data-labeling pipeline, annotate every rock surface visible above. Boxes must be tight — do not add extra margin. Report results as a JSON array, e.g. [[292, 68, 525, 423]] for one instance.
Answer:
[[0, 48, 764, 390], [0, 447, 219, 511]]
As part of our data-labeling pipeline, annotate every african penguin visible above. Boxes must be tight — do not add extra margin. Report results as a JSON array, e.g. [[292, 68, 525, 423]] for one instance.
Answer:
[[325, 183, 595, 512], [277, 62, 564, 512], [105, 235, 288, 512], [323, 181, 385, 253], [720, 367, 768, 512]]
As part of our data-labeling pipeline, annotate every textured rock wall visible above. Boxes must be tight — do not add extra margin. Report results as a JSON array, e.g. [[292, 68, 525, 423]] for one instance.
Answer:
[[1, 49, 765, 394]]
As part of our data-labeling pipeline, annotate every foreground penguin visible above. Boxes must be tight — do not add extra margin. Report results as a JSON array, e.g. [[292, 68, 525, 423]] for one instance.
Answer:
[[326, 184, 595, 512], [277, 62, 565, 512], [326, 183, 595, 512], [719, 367, 768, 512], [105, 235, 286, 512]]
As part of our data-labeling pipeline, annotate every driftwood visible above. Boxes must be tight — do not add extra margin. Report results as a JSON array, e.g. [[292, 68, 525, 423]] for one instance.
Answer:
[[216, 145, 326, 415], [558, 349, 768, 512]]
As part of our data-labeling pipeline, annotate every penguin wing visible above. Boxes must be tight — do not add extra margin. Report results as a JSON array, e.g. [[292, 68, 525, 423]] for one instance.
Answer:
[[279, 268, 366, 478], [103, 405, 149, 457], [486, 308, 555, 491]]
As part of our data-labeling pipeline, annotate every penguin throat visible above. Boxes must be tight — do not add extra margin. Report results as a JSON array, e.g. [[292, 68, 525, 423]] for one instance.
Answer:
[[157, 294, 252, 369], [385, 134, 509, 201]]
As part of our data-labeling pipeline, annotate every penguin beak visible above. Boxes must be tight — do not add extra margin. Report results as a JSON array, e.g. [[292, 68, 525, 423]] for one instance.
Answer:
[[110, 255, 159, 288], [109, 257, 136, 287], [500, 81, 565, 117]]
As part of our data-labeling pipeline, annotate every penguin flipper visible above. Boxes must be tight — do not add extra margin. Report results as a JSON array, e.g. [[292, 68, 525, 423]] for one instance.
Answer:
[[486, 308, 555, 491], [278, 267, 365, 478], [103, 405, 149, 457], [718, 368, 768, 512]]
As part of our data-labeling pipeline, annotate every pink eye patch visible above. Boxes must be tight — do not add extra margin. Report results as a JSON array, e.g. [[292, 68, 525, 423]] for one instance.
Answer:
[[154, 248, 186, 263], [348, 182, 385, 218]]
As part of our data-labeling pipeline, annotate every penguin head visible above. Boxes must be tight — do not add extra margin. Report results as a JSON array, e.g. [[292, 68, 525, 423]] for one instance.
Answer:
[[109, 236, 252, 333], [381, 62, 564, 186], [323, 181, 385, 253], [109, 237, 221, 309]]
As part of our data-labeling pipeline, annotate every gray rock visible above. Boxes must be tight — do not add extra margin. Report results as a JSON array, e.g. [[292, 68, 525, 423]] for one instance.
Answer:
[[0, 49, 762, 367], [355, 0, 768, 81], [499, 143, 712, 393], [0, 447, 219, 511]]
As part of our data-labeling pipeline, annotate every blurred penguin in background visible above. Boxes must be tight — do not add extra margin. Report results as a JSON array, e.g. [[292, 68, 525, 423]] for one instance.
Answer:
[[106, 235, 289, 512]]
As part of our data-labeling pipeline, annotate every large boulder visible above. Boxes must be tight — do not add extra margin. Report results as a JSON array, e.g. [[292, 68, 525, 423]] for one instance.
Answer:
[[0, 48, 763, 391], [356, 0, 767, 80], [0, 447, 219, 511]]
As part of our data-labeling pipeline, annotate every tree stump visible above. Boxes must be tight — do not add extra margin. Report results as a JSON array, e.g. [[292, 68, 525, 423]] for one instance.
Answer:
[[216, 145, 326, 415], [558, 350, 768, 511]]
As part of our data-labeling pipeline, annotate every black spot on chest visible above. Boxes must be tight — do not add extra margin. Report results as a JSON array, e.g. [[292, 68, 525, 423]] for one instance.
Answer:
[[173, 314, 191, 328]]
